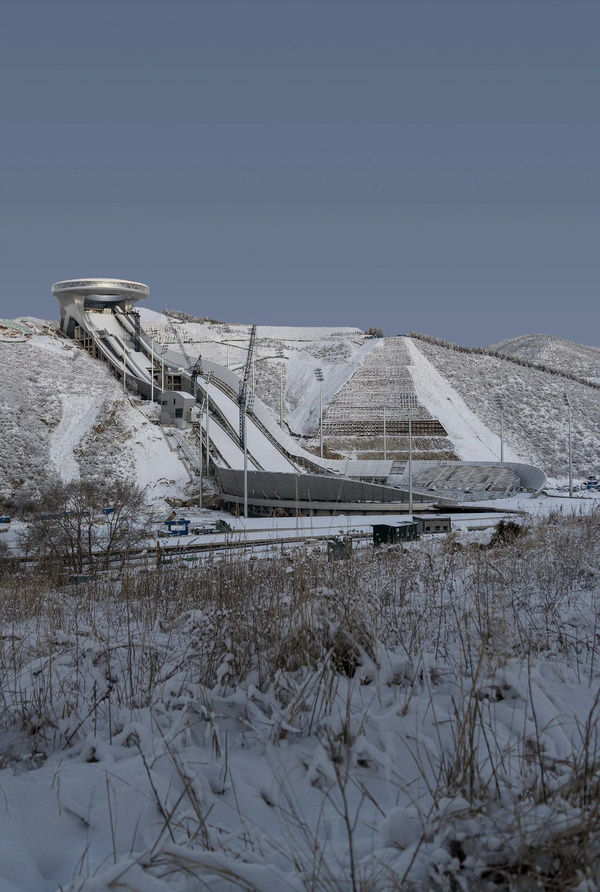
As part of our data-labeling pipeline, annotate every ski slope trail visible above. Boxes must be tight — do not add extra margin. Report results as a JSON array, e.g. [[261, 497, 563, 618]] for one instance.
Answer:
[[404, 337, 525, 462], [49, 394, 103, 483]]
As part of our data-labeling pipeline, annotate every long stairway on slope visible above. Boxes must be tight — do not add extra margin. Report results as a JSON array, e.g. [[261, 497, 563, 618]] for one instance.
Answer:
[[322, 338, 458, 460]]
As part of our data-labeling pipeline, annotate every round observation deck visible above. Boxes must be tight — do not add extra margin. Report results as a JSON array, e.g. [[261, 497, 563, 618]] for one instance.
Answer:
[[52, 278, 149, 303]]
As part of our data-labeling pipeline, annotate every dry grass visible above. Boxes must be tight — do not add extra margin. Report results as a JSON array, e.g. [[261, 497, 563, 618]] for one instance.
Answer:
[[1, 509, 600, 889]]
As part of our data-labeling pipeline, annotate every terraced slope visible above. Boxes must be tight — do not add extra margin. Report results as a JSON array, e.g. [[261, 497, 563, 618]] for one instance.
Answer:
[[322, 338, 458, 461]]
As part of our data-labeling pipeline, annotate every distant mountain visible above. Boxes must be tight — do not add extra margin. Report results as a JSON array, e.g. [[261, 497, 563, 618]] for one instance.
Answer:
[[487, 334, 600, 383]]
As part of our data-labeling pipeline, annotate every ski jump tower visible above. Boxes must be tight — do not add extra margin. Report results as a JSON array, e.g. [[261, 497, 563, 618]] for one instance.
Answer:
[[52, 278, 149, 339]]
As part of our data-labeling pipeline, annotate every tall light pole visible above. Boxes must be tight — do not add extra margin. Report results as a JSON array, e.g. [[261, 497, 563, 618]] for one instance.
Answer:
[[408, 405, 413, 516], [150, 336, 155, 402], [277, 348, 285, 428], [198, 419, 203, 510], [564, 392, 573, 498], [242, 392, 255, 520], [243, 421, 248, 519], [498, 399, 504, 463], [315, 367, 324, 458], [205, 374, 211, 477], [161, 344, 167, 392], [383, 406, 387, 461]]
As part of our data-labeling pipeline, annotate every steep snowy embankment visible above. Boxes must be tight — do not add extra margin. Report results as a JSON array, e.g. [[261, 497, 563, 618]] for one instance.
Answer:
[[0, 322, 190, 509], [411, 335, 600, 478], [49, 395, 104, 483], [405, 338, 525, 462]]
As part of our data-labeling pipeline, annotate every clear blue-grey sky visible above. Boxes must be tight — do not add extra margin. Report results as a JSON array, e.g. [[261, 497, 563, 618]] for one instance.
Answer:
[[1, 0, 599, 345]]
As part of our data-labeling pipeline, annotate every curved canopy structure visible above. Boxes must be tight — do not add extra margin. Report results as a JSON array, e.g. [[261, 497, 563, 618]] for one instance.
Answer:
[[52, 279, 149, 302]]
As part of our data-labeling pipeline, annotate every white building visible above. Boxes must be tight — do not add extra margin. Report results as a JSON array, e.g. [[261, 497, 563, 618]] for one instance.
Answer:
[[160, 391, 198, 429]]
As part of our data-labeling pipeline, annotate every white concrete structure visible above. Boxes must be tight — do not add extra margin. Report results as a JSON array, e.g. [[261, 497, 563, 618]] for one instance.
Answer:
[[160, 391, 198, 429]]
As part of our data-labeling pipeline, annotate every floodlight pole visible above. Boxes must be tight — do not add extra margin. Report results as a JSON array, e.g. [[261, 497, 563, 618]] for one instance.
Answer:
[[564, 392, 573, 498], [315, 368, 324, 458], [499, 400, 504, 463], [198, 422, 203, 510], [320, 380, 323, 458], [278, 349, 285, 428], [383, 406, 387, 461], [205, 374, 211, 476], [243, 416, 248, 519], [150, 336, 155, 403], [408, 405, 413, 516]]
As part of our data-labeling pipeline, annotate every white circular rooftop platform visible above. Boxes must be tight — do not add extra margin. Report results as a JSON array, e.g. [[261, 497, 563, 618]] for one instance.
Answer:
[[52, 278, 149, 301]]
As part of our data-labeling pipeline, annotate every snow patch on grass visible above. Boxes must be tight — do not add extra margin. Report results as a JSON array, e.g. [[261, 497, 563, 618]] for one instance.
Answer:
[[49, 395, 103, 483]]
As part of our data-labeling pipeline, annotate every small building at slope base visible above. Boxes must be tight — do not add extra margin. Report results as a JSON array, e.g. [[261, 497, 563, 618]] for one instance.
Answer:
[[160, 391, 198, 429]]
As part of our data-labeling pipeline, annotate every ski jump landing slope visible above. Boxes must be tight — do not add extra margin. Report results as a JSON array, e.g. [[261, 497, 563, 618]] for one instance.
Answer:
[[60, 301, 546, 499], [61, 301, 399, 480]]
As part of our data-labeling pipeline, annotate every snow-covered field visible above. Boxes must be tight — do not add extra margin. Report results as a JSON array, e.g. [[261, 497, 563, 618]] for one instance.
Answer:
[[0, 506, 599, 891]]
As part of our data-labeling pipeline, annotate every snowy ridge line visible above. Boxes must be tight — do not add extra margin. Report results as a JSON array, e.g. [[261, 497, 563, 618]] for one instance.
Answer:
[[410, 331, 600, 391]]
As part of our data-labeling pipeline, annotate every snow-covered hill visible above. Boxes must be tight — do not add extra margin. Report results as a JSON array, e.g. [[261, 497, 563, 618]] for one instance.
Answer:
[[410, 335, 600, 479], [0, 320, 189, 510], [488, 333, 600, 383], [3, 312, 599, 513]]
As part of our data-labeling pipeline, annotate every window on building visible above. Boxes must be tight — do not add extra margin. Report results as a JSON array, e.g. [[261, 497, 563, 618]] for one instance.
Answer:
[[175, 408, 183, 418]]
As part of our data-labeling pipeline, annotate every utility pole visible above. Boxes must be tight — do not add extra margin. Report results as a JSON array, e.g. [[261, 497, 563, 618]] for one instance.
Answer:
[[499, 399, 504, 463], [315, 368, 324, 458], [564, 392, 573, 498], [408, 405, 413, 516], [123, 351, 127, 392]]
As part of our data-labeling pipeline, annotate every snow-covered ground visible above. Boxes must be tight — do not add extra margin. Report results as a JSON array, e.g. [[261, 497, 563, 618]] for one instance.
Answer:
[[1, 507, 599, 890], [49, 394, 104, 484]]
